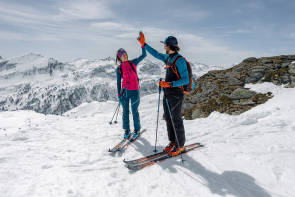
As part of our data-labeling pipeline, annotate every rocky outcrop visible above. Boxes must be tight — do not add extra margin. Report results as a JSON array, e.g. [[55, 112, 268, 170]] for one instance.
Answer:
[[183, 55, 295, 119]]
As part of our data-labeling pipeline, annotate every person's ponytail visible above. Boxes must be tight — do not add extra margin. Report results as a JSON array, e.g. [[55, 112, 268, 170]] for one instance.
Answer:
[[116, 49, 122, 65]]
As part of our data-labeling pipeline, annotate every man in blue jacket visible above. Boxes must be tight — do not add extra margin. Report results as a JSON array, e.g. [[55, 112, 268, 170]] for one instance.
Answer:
[[137, 32, 189, 156]]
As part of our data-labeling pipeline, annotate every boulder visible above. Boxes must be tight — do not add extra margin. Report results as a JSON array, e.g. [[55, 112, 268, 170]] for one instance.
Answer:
[[281, 62, 290, 68], [191, 108, 207, 119], [229, 88, 256, 100], [280, 74, 291, 84], [228, 77, 243, 86], [243, 57, 258, 63], [289, 63, 295, 74], [262, 59, 273, 64]]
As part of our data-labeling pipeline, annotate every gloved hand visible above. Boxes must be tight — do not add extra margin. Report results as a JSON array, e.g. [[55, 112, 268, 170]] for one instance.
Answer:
[[137, 31, 146, 47], [159, 81, 172, 88]]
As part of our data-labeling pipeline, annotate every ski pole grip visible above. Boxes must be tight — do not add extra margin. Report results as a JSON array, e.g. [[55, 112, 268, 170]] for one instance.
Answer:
[[158, 78, 162, 91], [121, 87, 127, 96]]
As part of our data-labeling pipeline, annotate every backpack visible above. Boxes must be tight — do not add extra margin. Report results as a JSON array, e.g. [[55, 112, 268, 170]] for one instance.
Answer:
[[119, 61, 140, 87], [167, 55, 195, 93]]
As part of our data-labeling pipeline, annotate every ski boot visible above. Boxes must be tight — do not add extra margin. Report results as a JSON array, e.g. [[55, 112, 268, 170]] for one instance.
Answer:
[[131, 130, 140, 140], [124, 130, 131, 139], [164, 142, 175, 152], [168, 146, 185, 157]]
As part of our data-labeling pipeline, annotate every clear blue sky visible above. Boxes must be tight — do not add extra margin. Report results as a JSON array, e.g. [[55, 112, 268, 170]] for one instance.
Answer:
[[0, 0, 294, 66]]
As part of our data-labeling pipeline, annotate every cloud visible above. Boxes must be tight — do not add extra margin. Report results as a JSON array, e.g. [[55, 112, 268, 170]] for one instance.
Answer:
[[178, 33, 255, 66], [0, 0, 113, 26], [95, 23, 255, 66], [0, 1, 63, 29], [0, 1, 259, 66], [0, 30, 61, 41], [56, 0, 113, 20], [91, 22, 137, 32], [167, 9, 209, 22], [289, 32, 295, 39]]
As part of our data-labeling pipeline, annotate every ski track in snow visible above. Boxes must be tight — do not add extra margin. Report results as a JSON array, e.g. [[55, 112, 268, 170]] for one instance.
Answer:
[[0, 83, 295, 197]]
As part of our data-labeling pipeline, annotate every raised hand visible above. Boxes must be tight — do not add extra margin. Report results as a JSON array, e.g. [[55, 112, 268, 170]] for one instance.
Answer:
[[137, 31, 146, 47]]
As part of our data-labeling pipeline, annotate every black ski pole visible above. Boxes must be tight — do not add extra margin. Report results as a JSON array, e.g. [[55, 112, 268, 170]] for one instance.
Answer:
[[109, 103, 120, 125], [154, 78, 162, 153], [165, 98, 184, 163], [114, 104, 120, 124], [109, 88, 126, 125]]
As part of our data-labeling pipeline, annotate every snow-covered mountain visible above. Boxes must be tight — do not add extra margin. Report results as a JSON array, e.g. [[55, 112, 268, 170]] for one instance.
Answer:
[[0, 82, 294, 197], [0, 53, 222, 115]]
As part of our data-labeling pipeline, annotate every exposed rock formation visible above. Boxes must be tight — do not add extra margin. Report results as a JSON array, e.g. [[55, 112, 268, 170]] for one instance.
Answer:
[[183, 55, 295, 119]]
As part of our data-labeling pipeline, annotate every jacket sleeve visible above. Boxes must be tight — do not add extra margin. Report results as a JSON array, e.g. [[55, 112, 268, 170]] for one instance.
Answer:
[[131, 47, 147, 66], [172, 57, 189, 87], [116, 67, 122, 95], [144, 44, 169, 63]]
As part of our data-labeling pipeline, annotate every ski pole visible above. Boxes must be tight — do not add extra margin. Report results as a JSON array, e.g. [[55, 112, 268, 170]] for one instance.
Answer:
[[109, 103, 120, 125], [109, 88, 126, 125], [114, 104, 120, 124], [165, 98, 184, 163], [154, 78, 162, 153]]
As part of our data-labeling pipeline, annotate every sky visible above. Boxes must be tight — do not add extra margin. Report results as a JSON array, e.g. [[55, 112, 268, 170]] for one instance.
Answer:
[[0, 0, 294, 66]]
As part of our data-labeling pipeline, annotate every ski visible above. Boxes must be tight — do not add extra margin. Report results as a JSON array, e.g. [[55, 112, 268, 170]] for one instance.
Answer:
[[125, 143, 204, 171], [123, 150, 168, 165], [118, 129, 147, 151], [108, 129, 147, 153], [108, 138, 128, 152], [124, 142, 202, 165]]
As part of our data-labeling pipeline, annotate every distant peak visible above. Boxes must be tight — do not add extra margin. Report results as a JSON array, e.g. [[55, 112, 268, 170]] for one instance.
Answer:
[[100, 57, 115, 61], [25, 52, 44, 57]]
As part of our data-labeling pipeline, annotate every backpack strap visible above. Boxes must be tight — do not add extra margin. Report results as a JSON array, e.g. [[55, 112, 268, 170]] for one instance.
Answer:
[[128, 61, 137, 74], [170, 55, 183, 80], [118, 61, 137, 78], [119, 64, 123, 78]]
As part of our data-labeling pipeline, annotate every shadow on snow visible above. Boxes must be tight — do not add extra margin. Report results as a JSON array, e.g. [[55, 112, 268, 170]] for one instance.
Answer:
[[129, 137, 271, 197]]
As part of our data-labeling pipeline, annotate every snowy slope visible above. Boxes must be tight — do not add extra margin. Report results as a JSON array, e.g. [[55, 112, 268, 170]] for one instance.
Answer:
[[0, 82, 294, 197]]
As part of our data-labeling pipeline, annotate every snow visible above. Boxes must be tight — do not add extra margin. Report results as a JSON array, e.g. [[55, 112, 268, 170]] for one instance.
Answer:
[[1, 83, 295, 197]]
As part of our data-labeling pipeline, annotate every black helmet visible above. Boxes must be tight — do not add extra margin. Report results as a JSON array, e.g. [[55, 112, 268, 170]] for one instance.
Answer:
[[160, 36, 178, 47]]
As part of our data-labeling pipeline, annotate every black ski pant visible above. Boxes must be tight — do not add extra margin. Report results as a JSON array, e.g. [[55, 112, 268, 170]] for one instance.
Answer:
[[163, 88, 186, 147]]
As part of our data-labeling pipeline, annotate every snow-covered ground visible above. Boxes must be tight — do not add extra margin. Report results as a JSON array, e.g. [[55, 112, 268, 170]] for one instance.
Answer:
[[0, 82, 294, 197]]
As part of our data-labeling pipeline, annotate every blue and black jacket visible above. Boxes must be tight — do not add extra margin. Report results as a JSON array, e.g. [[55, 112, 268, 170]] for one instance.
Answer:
[[144, 44, 189, 87]]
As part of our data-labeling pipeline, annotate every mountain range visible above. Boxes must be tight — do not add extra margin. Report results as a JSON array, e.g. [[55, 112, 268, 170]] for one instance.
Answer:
[[0, 53, 223, 115]]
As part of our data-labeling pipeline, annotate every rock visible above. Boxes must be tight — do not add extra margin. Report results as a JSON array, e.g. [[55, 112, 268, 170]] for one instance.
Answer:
[[243, 57, 258, 63], [229, 88, 256, 100], [278, 55, 288, 60], [275, 64, 282, 69], [182, 103, 195, 112], [245, 77, 259, 83], [281, 62, 290, 68], [281, 74, 291, 84], [262, 59, 273, 64], [227, 77, 242, 86], [288, 55, 295, 60], [233, 100, 256, 105], [289, 63, 295, 74], [191, 108, 207, 119], [285, 83, 295, 88]]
